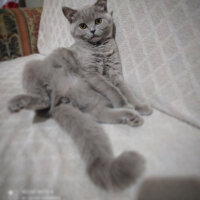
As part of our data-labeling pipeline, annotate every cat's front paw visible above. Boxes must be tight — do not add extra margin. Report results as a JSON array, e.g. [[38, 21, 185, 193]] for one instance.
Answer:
[[135, 104, 153, 116], [123, 103, 135, 110], [121, 112, 144, 127], [8, 95, 30, 113]]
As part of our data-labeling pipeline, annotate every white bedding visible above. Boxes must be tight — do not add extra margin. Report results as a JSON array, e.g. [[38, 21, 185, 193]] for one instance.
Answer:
[[0, 55, 200, 200]]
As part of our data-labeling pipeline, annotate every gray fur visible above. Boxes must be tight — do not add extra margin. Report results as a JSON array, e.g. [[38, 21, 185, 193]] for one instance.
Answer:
[[52, 104, 145, 190], [7, 0, 150, 190], [8, 47, 144, 190], [63, 0, 153, 115]]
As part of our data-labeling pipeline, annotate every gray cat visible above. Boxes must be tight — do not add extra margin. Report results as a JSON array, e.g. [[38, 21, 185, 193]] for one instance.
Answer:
[[63, 0, 153, 116], [7, 0, 151, 190]]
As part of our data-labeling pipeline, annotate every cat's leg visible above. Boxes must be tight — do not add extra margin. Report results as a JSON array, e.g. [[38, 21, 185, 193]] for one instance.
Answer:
[[8, 94, 50, 113], [90, 107, 144, 127], [85, 72, 129, 108], [114, 79, 153, 116], [51, 104, 145, 190], [8, 59, 51, 113]]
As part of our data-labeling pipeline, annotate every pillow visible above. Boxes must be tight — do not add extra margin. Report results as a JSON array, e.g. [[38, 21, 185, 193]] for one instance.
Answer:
[[0, 7, 42, 61], [38, 0, 200, 128]]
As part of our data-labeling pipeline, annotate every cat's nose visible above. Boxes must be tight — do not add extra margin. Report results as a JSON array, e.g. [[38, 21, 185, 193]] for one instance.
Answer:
[[90, 29, 96, 34]]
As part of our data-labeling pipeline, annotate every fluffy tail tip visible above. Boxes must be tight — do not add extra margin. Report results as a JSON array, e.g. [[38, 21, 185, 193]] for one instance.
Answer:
[[88, 151, 145, 190], [110, 151, 145, 190]]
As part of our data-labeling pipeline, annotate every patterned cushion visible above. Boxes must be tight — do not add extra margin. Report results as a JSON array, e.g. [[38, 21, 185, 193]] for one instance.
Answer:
[[38, 0, 200, 128], [0, 7, 42, 61]]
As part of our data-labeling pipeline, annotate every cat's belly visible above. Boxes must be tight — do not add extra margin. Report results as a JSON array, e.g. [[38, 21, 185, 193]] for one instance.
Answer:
[[68, 84, 109, 111], [63, 77, 109, 111]]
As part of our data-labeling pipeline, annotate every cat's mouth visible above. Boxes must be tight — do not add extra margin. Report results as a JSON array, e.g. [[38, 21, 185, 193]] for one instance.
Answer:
[[90, 35, 101, 42]]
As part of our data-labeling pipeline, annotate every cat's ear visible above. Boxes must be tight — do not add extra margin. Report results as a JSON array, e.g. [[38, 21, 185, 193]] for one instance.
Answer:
[[62, 7, 77, 23], [94, 0, 107, 12]]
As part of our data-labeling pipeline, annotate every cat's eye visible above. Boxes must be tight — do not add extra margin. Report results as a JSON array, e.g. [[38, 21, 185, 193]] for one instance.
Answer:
[[95, 18, 102, 25], [79, 23, 87, 29]]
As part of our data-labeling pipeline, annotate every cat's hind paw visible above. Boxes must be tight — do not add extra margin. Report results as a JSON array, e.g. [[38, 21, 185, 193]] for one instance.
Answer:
[[8, 94, 50, 113], [121, 112, 144, 127], [135, 104, 153, 116], [8, 95, 30, 113]]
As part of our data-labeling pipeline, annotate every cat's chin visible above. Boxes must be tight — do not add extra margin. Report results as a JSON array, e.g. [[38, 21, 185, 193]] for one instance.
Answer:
[[89, 36, 102, 43]]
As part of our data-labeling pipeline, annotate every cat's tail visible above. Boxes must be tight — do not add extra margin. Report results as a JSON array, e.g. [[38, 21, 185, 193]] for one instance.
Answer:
[[88, 150, 145, 190], [51, 104, 145, 190]]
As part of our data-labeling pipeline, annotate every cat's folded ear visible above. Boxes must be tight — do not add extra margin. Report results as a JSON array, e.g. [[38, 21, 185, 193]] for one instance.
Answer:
[[94, 0, 107, 12], [62, 7, 77, 23]]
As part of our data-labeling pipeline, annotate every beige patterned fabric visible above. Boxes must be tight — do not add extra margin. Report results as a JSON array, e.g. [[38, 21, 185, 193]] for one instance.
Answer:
[[38, 0, 200, 128]]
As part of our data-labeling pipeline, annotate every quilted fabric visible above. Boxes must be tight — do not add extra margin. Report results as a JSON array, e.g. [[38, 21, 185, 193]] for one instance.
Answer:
[[38, 0, 200, 128], [0, 7, 42, 61], [0, 54, 200, 200]]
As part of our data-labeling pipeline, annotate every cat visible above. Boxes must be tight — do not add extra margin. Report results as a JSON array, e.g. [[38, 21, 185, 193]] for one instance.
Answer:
[[63, 0, 153, 116], [8, 48, 145, 190], [7, 0, 150, 190]]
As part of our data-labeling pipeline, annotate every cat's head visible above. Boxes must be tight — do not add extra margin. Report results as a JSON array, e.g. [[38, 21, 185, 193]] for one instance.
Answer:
[[62, 0, 114, 44]]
